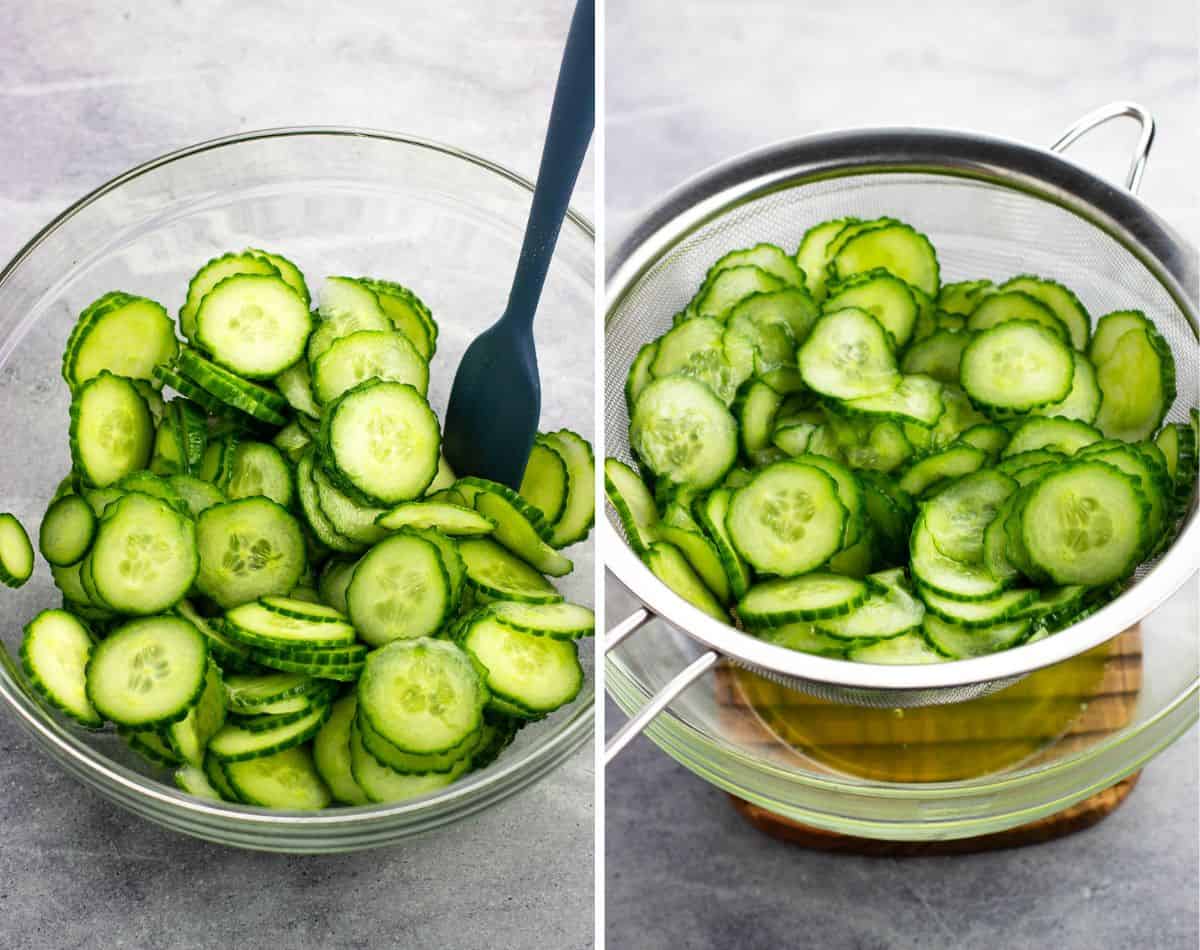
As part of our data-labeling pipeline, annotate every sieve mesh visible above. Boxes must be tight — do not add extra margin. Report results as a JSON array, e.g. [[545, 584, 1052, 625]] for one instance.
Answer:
[[606, 166, 1198, 706]]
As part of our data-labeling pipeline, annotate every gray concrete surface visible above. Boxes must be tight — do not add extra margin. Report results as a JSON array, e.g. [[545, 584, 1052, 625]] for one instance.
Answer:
[[605, 0, 1198, 947], [0, 3, 594, 949]]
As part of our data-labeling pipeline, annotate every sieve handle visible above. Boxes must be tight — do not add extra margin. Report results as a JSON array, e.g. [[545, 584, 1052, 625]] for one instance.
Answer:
[[1050, 101, 1155, 195], [604, 607, 720, 764]]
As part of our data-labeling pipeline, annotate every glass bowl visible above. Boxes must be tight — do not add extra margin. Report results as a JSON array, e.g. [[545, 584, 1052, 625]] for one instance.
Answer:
[[0, 129, 594, 853], [608, 575, 1196, 840]]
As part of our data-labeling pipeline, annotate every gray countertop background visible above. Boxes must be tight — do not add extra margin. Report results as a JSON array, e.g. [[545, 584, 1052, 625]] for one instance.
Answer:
[[605, 0, 1198, 948], [0, 3, 594, 949]]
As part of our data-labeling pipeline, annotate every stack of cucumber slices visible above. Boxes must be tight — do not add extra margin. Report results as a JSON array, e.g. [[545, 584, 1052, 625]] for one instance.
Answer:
[[606, 216, 1197, 665], [5, 249, 595, 810]]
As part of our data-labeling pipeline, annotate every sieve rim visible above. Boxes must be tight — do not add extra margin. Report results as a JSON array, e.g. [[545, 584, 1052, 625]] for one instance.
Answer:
[[605, 125, 1199, 696]]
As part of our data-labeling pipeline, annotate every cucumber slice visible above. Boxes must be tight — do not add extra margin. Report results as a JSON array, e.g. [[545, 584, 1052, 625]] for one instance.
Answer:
[[195, 274, 312, 378], [224, 671, 320, 711], [204, 751, 242, 801], [357, 638, 486, 755], [625, 340, 660, 414], [180, 252, 281, 342], [311, 329, 428, 406], [175, 348, 289, 425], [919, 585, 1036, 628], [657, 509, 730, 604], [824, 269, 919, 347], [69, 372, 155, 487], [21, 609, 103, 727], [85, 616, 208, 727], [125, 729, 183, 767], [167, 475, 226, 518], [650, 316, 747, 405], [960, 321, 1074, 412], [604, 458, 659, 555], [966, 291, 1069, 341], [706, 243, 805, 288], [195, 498, 306, 609], [376, 501, 494, 536], [693, 488, 752, 600], [1012, 585, 1089, 625], [737, 573, 869, 627], [956, 423, 1010, 460], [790, 453, 864, 547], [475, 490, 573, 577], [691, 266, 785, 321], [319, 379, 441, 505], [88, 493, 197, 613], [520, 440, 570, 525], [922, 469, 1017, 565], [174, 600, 255, 672], [308, 277, 391, 366], [642, 541, 728, 622], [815, 570, 925, 640], [174, 764, 223, 801], [1088, 310, 1156, 366], [727, 289, 819, 346], [166, 660, 227, 767], [226, 441, 294, 508], [224, 602, 356, 650], [1075, 443, 1167, 557], [244, 248, 309, 307], [726, 308, 796, 377], [847, 631, 948, 664], [839, 373, 944, 427], [154, 364, 241, 419], [998, 275, 1090, 350], [208, 702, 330, 762], [1031, 353, 1101, 424], [39, 494, 96, 568], [898, 444, 986, 497], [797, 308, 900, 399], [1156, 421, 1198, 511], [1002, 417, 1101, 457], [1093, 326, 1176, 442], [317, 558, 358, 616], [982, 495, 1022, 584], [795, 217, 858, 301], [348, 720, 467, 804], [274, 360, 321, 420], [295, 450, 362, 554], [461, 616, 582, 715], [63, 293, 178, 390], [900, 330, 969, 386], [346, 531, 451, 645], [1018, 461, 1148, 585], [310, 462, 387, 546], [726, 461, 846, 576], [458, 538, 562, 604], [938, 279, 994, 316], [752, 622, 847, 657], [313, 695, 369, 805], [857, 472, 915, 565], [221, 745, 331, 810], [488, 601, 595, 639], [632, 375, 738, 492], [910, 513, 1009, 601], [355, 278, 438, 361], [734, 379, 783, 460], [829, 222, 939, 297], [922, 615, 1032, 659], [823, 414, 913, 474]]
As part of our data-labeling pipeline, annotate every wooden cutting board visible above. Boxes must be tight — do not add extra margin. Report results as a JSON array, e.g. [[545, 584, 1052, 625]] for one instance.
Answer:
[[717, 627, 1142, 854]]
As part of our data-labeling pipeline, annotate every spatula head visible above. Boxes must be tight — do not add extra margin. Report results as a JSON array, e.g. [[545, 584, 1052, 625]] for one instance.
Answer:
[[442, 318, 540, 488]]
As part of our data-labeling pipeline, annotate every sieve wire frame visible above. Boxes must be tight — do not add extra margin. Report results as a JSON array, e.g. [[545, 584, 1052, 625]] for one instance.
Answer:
[[604, 125, 1198, 706]]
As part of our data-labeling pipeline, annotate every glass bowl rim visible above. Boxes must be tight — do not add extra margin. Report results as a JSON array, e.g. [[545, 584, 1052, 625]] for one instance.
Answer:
[[0, 126, 596, 829]]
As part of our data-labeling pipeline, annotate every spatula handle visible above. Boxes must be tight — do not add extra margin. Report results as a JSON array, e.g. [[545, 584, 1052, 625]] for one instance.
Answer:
[[504, 0, 595, 328]]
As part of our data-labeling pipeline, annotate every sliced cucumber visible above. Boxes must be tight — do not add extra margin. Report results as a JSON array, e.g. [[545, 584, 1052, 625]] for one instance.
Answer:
[[641, 541, 728, 622], [998, 275, 1090, 350], [69, 372, 155, 487], [195, 274, 312, 378], [195, 498, 305, 609], [175, 348, 289, 425], [795, 216, 858, 300], [458, 538, 562, 604], [346, 531, 451, 645], [461, 615, 582, 713], [355, 278, 438, 361], [691, 265, 785, 321], [839, 373, 944, 427], [64, 293, 178, 390], [376, 501, 494, 536], [308, 277, 391, 366], [222, 745, 331, 810], [474, 489, 573, 577], [1093, 326, 1176, 442], [797, 308, 900, 399], [824, 269, 919, 347], [938, 279, 994, 316], [180, 252, 281, 342], [922, 614, 1031, 659], [39, 494, 96, 568], [88, 492, 197, 613], [847, 631, 948, 664], [488, 601, 595, 640], [21, 609, 102, 727], [311, 329, 428, 406], [274, 360, 321, 420], [738, 573, 869, 627], [207, 702, 330, 762], [313, 695, 369, 805], [604, 458, 659, 555], [815, 570, 925, 640], [829, 222, 939, 297], [919, 585, 1035, 628], [226, 441, 294, 508], [966, 291, 1068, 341], [631, 376, 737, 492], [960, 321, 1074, 412], [519, 439, 570, 525], [1002, 417, 1101, 457]]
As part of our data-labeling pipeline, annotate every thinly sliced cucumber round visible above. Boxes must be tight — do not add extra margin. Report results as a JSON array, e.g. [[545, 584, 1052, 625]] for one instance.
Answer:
[[225, 602, 355, 650], [311, 329, 428, 405], [89, 493, 197, 613], [224, 671, 319, 712], [275, 359, 321, 420], [960, 321, 1074, 412], [1093, 326, 1176, 442], [166, 660, 227, 766], [488, 601, 595, 639], [319, 379, 441, 505], [604, 458, 659, 555], [176, 348, 289, 425], [64, 293, 178, 390], [308, 277, 391, 366], [180, 252, 281, 342], [1088, 310, 1156, 366], [21, 609, 102, 727], [727, 289, 819, 346], [375, 500, 494, 537], [70, 372, 155, 487], [357, 638, 486, 756], [910, 513, 1010, 602], [847, 631, 948, 664], [900, 330, 969, 386], [347, 531, 451, 645], [39, 494, 96, 567], [1031, 353, 1101, 424], [965, 291, 1068, 341], [632, 376, 737, 492], [752, 622, 847, 657], [1018, 461, 1148, 586], [738, 573, 869, 627], [726, 461, 846, 576], [642, 541, 728, 622], [922, 614, 1031, 659], [691, 266, 785, 321], [650, 316, 747, 405], [461, 616, 582, 714], [348, 720, 467, 804], [474, 490, 572, 577], [208, 702, 330, 762], [86, 616, 208, 727], [706, 243, 805, 288], [195, 498, 306, 608], [226, 441, 294, 508], [657, 509, 730, 603], [313, 695, 369, 805], [796, 217, 859, 300], [458, 538, 562, 604], [839, 373, 944, 427], [734, 379, 783, 461], [174, 764, 223, 801], [797, 308, 900, 400], [830, 222, 939, 297], [693, 487, 752, 600], [520, 440, 570, 525], [245, 248, 310, 307], [938, 279, 994, 316], [998, 275, 1090, 350], [222, 745, 331, 810], [824, 269, 919, 347], [625, 340, 660, 414], [957, 423, 1010, 460], [815, 571, 925, 640], [355, 278, 438, 361], [195, 274, 312, 378], [923, 469, 1017, 564], [311, 462, 387, 546], [295, 450, 362, 554], [1002, 417, 1101, 457], [919, 585, 1036, 628]]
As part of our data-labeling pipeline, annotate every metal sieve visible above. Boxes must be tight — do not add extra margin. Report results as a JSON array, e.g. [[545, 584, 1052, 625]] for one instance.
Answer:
[[604, 103, 1199, 762]]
